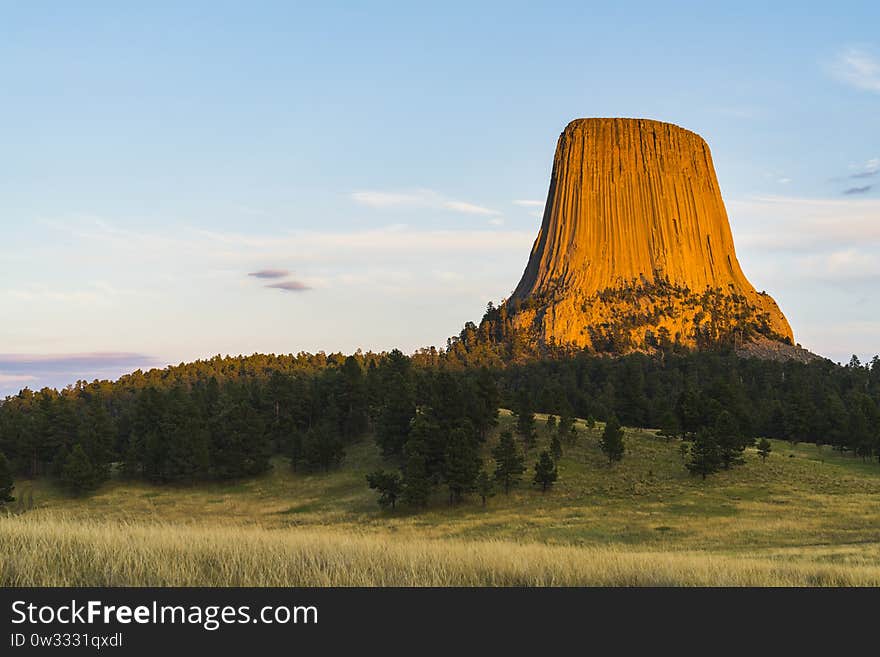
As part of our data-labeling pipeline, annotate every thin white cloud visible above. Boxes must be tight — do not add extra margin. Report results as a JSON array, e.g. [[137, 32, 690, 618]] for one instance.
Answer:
[[38, 218, 535, 287], [798, 248, 880, 282], [831, 46, 880, 92], [442, 200, 499, 216], [352, 189, 500, 216], [350, 190, 433, 208], [513, 199, 544, 207], [730, 195, 880, 251], [848, 158, 879, 179], [6, 282, 133, 305], [0, 374, 37, 386]]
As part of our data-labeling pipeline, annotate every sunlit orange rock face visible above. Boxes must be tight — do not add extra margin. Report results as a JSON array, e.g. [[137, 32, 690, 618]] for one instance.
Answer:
[[510, 118, 793, 351]]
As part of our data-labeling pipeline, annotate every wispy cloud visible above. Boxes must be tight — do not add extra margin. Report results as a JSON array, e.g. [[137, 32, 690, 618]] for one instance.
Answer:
[[0, 374, 37, 386], [265, 280, 311, 292], [798, 248, 880, 282], [849, 158, 879, 179], [513, 200, 545, 218], [730, 195, 880, 251], [5, 281, 135, 305], [351, 189, 500, 216], [831, 46, 880, 92], [351, 191, 428, 208], [843, 185, 874, 195], [442, 200, 498, 216], [248, 269, 290, 279]]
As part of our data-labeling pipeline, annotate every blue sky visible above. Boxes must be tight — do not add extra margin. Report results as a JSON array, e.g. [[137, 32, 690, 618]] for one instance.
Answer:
[[2, 1, 879, 394]]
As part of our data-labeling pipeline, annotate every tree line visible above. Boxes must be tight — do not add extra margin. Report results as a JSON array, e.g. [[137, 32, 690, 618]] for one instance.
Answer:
[[1, 345, 879, 504]]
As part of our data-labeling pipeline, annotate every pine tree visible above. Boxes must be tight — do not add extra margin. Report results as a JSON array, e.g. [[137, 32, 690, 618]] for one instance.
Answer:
[[715, 410, 746, 469], [339, 356, 369, 442], [678, 442, 689, 462], [444, 426, 480, 504], [550, 433, 563, 461], [0, 452, 15, 506], [476, 469, 494, 506], [401, 424, 432, 507], [657, 409, 680, 440], [686, 428, 722, 479], [289, 431, 304, 472], [599, 417, 625, 464], [472, 367, 500, 441], [366, 470, 403, 510], [566, 423, 579, 446], [514, 390, 537, 450], [533, 450, 558, 492], [757, 438, 772, 462], [302, 420, 345, 472], [558, 408, 575, 443], [492, 431, 525, 494], [545, 415, 557, 436], [60, 444, 100, 495], [375, 372, 415, 457]]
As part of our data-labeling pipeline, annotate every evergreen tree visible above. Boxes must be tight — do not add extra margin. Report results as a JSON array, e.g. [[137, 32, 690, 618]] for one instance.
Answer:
[[676, 385, 702, 438], [599, 417, 625, 464], [550, 433, 563, 461], [60, 444, 100, 495], [471, 367, 500, 441], [715, 410, 746, 469], [366, 470, 403, 509], [476, 469, 494, 506], [375, 372, 415, 457], [545, 415, 557, 435], [557, 406, 577, 446], [210, 386, 271, 479], [757, 437, 772, 462], [514, 391, 537, 449], [0, 452, 15, 505], [657, 409, 680, 440], [339, 356, 369, 442], [533, 450, 558, 492], [558, 406, 574, 439], [302, 420, 345, 472], [686, 428, 722, 479], [288, 431, 304, 472], [401, 423, 432, 507], [492, 431, 525, 494], [444, 426, 480, 504], [678, 442, 689, 462]]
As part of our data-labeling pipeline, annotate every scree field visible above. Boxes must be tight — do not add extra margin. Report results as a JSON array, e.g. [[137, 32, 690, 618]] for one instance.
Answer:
[[3, 411, 880, 586]]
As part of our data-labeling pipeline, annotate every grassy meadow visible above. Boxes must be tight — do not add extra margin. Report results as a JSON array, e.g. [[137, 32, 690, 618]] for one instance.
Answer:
[[3, 411, 880, 586]]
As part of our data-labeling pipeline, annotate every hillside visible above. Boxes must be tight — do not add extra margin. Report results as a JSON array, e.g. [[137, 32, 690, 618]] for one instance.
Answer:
[[4, 411, 880, 586]]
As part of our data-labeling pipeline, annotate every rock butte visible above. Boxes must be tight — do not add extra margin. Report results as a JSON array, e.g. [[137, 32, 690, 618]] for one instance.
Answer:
[[509, 118, 794, 351]]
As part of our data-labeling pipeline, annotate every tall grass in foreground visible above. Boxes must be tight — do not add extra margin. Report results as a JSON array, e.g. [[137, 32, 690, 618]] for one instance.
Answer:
[[2, 513, 879, 586]]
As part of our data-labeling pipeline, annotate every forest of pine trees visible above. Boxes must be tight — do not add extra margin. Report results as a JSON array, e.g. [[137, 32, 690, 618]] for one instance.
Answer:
[[1, 344, 880, 506]]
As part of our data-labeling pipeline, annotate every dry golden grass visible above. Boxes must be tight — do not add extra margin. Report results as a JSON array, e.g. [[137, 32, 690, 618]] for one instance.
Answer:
[[7, 414, 880, 586], [3, 512, 880, 587]]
